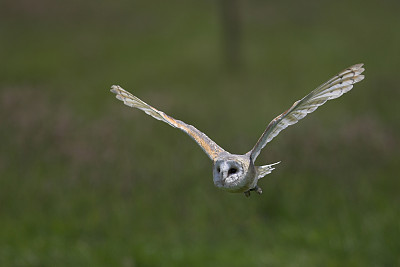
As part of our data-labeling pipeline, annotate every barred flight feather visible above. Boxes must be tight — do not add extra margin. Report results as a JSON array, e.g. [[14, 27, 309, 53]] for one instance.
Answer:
[[111, 85, 225, 160], [250, 64, 365, 161]]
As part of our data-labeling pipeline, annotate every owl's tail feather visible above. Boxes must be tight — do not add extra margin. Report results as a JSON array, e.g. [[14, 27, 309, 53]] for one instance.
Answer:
[[257, 162, 280, 180]]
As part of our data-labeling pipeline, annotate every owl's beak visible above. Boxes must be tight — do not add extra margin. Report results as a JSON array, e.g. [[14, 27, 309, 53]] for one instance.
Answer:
[[221, 171, 228, 181]]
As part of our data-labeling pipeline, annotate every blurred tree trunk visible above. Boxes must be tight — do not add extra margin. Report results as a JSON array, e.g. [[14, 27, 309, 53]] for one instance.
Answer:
[[218, 0, 242, 72]]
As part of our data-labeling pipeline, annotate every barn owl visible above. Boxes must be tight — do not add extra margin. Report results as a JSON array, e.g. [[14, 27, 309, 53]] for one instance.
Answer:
[[111, 64, 365, 197]]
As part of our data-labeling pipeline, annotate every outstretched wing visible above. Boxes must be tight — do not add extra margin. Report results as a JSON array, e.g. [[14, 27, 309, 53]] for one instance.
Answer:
[[250, 63, 365, 162], [111, 85, 225, 160]]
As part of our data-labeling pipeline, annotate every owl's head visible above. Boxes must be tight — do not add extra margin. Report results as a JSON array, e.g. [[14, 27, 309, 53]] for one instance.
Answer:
[[213, 159, 245, 190]]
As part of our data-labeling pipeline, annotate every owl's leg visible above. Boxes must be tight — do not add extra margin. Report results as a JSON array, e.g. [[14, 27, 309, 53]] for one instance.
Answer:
[[251, 185, 263, 194], [255, 185, 263, 194], [244, 186, 263, 197]]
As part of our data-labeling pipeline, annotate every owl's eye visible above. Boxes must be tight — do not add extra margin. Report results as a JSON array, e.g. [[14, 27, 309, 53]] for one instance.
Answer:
[[228, 168, 237, 175], [217, 167, 220, 173]]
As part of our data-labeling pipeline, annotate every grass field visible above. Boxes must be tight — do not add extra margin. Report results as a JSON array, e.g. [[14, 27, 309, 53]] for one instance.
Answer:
[[1, 0, 399, 265]]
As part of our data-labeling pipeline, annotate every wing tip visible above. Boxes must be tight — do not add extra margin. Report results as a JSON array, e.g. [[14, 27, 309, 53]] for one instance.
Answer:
[[355, 74, 365, 83], [351, 63, 364, 69], [347, 63, 365, 81], [110, 85, 122, 94], [350, 63, 365, 74]]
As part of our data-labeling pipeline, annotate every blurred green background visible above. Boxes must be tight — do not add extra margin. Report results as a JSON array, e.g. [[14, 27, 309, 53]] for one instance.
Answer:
[[1, 0, 399, 266]]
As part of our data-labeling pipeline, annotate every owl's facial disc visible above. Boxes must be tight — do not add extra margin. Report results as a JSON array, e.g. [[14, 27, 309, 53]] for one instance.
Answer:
[[215, 161, 242, 184]]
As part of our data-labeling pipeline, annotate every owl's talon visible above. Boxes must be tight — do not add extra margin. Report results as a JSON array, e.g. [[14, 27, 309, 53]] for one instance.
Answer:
[[255, 186, 263, 195], [244, 190, 251, 197], [248, 185, 262, 195]]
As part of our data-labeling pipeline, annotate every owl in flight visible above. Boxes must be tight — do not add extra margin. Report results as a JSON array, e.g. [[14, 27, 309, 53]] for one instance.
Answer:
[[111, 64, 365, 197]]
